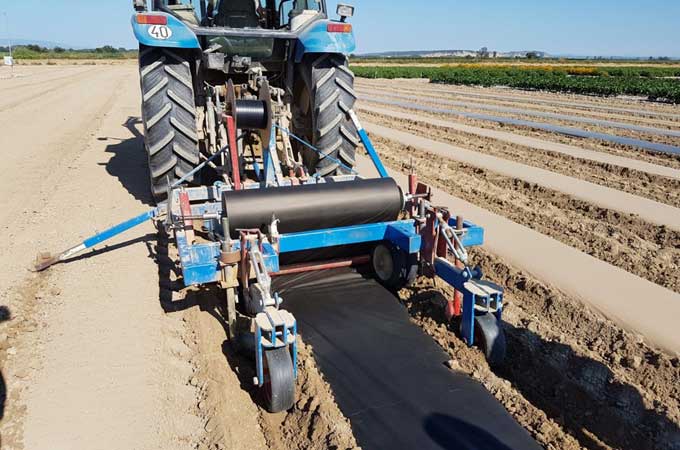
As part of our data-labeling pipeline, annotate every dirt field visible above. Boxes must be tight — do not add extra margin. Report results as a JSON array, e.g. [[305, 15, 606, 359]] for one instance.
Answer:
[[357, 76, 680, 449], [354, 78, 680, 449], [0, 65, 355, 450], [1, 65, 679, 450]]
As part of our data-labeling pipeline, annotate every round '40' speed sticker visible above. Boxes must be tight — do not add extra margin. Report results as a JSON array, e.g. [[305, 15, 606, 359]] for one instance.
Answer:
[[148, 25, 173, 40]]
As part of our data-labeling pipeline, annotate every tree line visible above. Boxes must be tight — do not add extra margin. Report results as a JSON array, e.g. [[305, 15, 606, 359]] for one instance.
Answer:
[[0, 44, 133, 53]]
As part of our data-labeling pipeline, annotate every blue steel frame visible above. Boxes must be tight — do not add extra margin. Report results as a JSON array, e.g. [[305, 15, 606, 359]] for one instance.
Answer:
[[434, 258, 504, 347], [178, 217, 486, 288]]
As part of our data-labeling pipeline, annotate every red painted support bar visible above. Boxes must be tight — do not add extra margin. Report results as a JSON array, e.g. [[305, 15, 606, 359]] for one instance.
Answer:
[[179, 190, 195, 244], [225, 115, 241, 190], [453, 215, 464, 317], [408, 171, 417, 217], [272, 256, 371, 277]]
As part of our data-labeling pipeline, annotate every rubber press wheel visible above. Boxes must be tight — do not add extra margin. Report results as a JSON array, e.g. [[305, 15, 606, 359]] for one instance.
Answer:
[[371, 243, 418, 291], [473, 313, 507, 368], [138, 45, 200, 202], [293, 54, 360, 176], [262, 347, 295, 413]]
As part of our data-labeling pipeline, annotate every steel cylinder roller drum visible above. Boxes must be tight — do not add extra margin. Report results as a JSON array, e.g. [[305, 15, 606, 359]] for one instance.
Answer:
[[222, 178, 403, 238]]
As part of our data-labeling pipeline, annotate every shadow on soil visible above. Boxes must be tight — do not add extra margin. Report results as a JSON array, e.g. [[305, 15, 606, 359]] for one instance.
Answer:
[[61, 234, 157, 266], [424, 413, 514, 450], [110, 112, 264, 407], [405, 288, 680, 450], [0, 306, 10, 423], [149, 234, 262, 406], [51, 116, 156, 269], [499, 322, 680, 450], [100, 116, 153, 206]]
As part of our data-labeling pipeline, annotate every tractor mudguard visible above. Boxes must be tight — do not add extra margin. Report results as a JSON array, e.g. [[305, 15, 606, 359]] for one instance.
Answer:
[[131, 12, 200, 49], [294, 19, 356, 62]]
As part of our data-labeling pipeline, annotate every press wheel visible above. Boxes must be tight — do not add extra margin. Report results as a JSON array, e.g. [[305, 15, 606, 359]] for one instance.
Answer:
[[372, 243, 418, 290], [262, 347, 295, 413]]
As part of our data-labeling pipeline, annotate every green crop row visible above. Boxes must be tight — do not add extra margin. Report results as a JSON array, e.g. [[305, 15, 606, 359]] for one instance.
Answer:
[[352, 66, 680, 103], [352, 56, 679, 67], [1, 45, 137, 60]]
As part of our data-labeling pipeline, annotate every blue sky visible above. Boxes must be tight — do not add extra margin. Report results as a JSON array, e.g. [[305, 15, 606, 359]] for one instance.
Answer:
[[1, 0, 679, 57]]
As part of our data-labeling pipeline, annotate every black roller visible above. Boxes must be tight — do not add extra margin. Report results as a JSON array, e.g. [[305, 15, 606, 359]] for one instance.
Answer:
[[222, 178, 403, 238], [235, 99, 269, 129]]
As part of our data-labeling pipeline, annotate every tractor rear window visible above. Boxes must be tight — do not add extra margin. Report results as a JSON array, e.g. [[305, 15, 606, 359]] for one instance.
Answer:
[[295, 0, 323, 11]]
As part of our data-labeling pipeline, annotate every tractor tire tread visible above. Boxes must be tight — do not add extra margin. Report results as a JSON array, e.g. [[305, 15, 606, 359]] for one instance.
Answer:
[[139, 45, 199, 202], [311, 54, 360, 176], [301, 54, 358, 175]]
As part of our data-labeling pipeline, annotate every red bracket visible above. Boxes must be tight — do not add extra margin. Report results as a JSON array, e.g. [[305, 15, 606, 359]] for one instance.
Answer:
[[225, 114, 242, 190], [179, 190, 195, 244]]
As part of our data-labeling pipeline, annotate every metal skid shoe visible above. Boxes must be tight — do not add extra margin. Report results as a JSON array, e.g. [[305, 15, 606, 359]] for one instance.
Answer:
[[460, 279, 507, 367]]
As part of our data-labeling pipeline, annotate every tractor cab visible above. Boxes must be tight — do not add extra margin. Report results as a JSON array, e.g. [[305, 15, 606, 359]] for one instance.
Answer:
[[153, 0, 329, 31], [136, 0, 353, 64]]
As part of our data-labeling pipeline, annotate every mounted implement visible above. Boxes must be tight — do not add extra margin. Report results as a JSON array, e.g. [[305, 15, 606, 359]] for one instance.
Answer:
[[34, 109, 507, 412], [34, 0, 508, 414]]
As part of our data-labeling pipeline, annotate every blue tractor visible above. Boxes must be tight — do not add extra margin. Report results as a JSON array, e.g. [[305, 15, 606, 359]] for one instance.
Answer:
[[131, 0, 358, 201], [117, 0, 507, 415]]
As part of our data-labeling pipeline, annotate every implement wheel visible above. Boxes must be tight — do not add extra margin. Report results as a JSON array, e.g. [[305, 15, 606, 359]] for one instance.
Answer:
[[262, 347, 295, 413], [293, 54, 359, 176], [138, 45, 200, 202], [371, 243, 418, 291]]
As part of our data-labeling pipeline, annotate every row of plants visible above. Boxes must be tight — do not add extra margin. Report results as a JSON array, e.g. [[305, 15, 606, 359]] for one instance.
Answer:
[[1, 45, 137, 60], [352, 65, 680, 103], [352, 56, 678, 67], [436, 64, 680, 78]]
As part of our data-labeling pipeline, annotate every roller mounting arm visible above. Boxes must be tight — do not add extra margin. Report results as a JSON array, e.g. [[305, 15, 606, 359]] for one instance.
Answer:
[[346, 108, 389, 178]]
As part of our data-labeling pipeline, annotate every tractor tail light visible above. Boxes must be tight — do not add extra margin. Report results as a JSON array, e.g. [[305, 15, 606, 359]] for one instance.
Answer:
[[327, 23, 352, 33], [136, 14, 168, 25]]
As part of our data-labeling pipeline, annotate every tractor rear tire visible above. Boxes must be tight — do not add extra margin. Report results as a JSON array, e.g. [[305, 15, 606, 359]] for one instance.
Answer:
[[139, 45, 200, 202], [294, 54, 359, 176]]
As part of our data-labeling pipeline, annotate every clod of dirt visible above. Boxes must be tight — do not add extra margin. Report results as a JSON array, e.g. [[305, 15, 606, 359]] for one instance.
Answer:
[[0, 273, 53, 449]]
